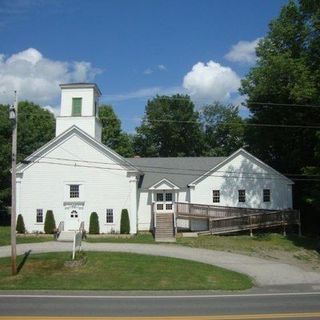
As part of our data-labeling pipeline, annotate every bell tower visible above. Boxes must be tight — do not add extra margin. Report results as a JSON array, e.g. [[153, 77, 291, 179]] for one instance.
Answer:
[[56, 83, 102, 142]]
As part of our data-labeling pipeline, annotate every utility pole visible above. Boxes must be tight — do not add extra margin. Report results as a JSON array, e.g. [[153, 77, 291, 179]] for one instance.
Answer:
[[9, 91, 18, 276]]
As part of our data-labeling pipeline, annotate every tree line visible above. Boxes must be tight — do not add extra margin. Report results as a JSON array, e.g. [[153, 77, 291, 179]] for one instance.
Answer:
[[0, 0, 319, 232]]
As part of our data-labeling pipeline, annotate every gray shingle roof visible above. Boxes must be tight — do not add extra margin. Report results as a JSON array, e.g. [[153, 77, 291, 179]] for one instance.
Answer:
[[126, 157, 227, 189]]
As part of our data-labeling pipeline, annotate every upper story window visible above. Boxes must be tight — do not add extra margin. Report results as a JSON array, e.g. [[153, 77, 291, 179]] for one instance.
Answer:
[[72, 97, 82, 116], [70, 184, 80, 198], [263, 189, 271, 202], [212, 190, 220, 203], [238, 189, 246, 202]]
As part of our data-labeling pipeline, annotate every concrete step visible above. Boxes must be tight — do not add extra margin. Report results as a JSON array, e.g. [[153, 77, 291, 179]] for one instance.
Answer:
[[155, 237, 176, 243], [58, 231, 75, 242]]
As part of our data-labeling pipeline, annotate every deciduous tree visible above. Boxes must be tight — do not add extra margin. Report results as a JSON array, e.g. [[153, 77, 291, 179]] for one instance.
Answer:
[[133, 95, 204, 157]]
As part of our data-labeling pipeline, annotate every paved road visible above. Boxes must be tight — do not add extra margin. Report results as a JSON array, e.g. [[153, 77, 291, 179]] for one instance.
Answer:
[[0, 242, 320, 286], [0, 289, 319, 318]]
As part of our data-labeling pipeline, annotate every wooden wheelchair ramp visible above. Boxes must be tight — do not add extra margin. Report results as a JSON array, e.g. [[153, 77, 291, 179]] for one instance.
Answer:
[[176, 202, 301, 236]]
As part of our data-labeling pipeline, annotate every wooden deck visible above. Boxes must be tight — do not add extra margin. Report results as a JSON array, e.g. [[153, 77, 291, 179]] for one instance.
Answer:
[[175, 202, 301, 235]]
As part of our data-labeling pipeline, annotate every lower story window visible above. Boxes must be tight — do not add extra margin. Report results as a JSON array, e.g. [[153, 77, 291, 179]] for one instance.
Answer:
[[263, 189, 271, 202], [238, 189, 246, 202], [36, 209, 43, 223], [106, 209, 114, 223], [212, 190, 220, 203], [156, 203, 164, 211]]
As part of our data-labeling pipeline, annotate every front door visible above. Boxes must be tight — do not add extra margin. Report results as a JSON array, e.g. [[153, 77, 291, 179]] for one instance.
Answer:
[[65, 209, 80, 230], [155, 191, 173, 213]]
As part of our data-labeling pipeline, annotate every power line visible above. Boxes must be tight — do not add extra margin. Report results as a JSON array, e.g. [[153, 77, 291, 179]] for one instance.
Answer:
[[22, 158, 320, 181], [102, 94, 320, 108], [249, 101, 320, 109], [99, 115, 320, 129], [27, 155, 320, 178], [142, 119, 320, 129]]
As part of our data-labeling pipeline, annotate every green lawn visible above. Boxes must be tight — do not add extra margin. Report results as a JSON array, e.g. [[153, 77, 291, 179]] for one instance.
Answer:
[[177, 233, 320, 268], [0, 227, 53, 246], [0, 252, 252, 290]]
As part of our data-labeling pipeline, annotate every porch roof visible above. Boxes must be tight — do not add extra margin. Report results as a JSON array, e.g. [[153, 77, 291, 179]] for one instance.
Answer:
[[126, 157, 226, 189]]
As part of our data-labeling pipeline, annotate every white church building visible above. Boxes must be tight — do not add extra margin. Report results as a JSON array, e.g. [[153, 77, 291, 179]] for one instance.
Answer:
[[16, 83, 293, 235]]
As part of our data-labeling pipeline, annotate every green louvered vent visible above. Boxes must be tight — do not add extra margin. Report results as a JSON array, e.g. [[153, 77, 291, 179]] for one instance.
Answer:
[[72, 98, 82, 116]]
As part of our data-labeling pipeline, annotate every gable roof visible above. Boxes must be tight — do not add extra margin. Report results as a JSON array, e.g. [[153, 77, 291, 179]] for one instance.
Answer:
[[17, 126, 140, 174], [189, 148, 294, 185], [126, 157, 226, 189]]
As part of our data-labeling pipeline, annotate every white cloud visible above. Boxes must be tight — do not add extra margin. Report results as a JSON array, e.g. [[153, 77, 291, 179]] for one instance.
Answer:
[[157, 64, 166, 71], [43, 105, 59, 117], [225, 38, 261, 64], [182, 60, 241, 104], [0, 48, 101, 105], [143, 68, 153, 75], [104, 86, 182, 102], [143, 64, 167, 75]]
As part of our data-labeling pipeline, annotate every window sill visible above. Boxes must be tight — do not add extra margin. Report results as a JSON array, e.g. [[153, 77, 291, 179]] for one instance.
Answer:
[[104, 223, 115, 225], [35, 223, 44, 225]]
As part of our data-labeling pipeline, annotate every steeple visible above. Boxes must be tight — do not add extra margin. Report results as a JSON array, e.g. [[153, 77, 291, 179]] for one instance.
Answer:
[[55, 83, 102, 141]]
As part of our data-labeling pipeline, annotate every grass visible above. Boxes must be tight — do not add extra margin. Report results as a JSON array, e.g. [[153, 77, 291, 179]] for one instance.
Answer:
[[85, 232, 155, 243], [0, 252, 252, 290], [177, 233, 319, 253], [176, 233, 320, 269], [0, 226, 53, 246]]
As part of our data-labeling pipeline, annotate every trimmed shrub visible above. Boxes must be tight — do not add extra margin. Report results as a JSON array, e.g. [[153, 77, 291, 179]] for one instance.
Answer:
[[120, 209, 130, 234], [44, 210, 56, 234], [16, 214, 26, 233], [89, 212, 100, 234]]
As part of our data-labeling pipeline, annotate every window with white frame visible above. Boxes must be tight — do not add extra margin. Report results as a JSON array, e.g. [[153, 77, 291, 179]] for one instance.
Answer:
[[70, 184, 80, 198], [238, 189, 246, 202], [156, 193, 164, 202], [263, 189, 271, 202], [212, 190, 220, 203], [106, 209, 114, 223], [156, 192, 173, 211], [36, 209, 43, 223]]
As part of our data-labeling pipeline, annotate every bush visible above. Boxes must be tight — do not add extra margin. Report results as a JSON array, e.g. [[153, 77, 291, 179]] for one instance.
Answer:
[[44, 210, 56, 234], [120, 209, 130, 234], [89, 212, 100, 234], [16, 214, 26, 233]]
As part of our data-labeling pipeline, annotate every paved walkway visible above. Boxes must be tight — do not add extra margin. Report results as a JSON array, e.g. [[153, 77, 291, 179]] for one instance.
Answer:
[[1, 242, 320, 287]]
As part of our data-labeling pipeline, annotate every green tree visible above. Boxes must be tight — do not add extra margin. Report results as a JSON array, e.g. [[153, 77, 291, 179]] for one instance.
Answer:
[[0, 101, 55, 207], [16, 214, 26, 234], [240, 0, 319, 172], [89, 212, 100, 234], [44, 210, 56, 234], [201, 103, 245, 156], [120, 209, 130, 234], [240, 0, 320, 232], [99, 105, 133, 157], [133, 95, 205, 157]]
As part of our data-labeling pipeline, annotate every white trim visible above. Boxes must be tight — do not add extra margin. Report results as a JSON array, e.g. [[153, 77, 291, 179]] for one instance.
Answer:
[[189, 148, 294, 186], [16, 126, 141, 174], [149, 178, 180, 190]]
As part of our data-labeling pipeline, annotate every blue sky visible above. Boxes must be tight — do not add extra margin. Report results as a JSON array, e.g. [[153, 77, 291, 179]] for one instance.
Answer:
[[0, 0, 288, 132]]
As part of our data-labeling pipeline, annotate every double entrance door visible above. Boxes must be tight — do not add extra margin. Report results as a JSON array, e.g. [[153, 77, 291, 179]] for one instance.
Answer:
[[155, 191, 173, 213]]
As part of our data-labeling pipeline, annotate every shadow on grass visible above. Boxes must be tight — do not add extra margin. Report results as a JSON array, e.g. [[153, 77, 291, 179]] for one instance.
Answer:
[[17, 250, 31, 274], [287, 234, 320, 252]]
